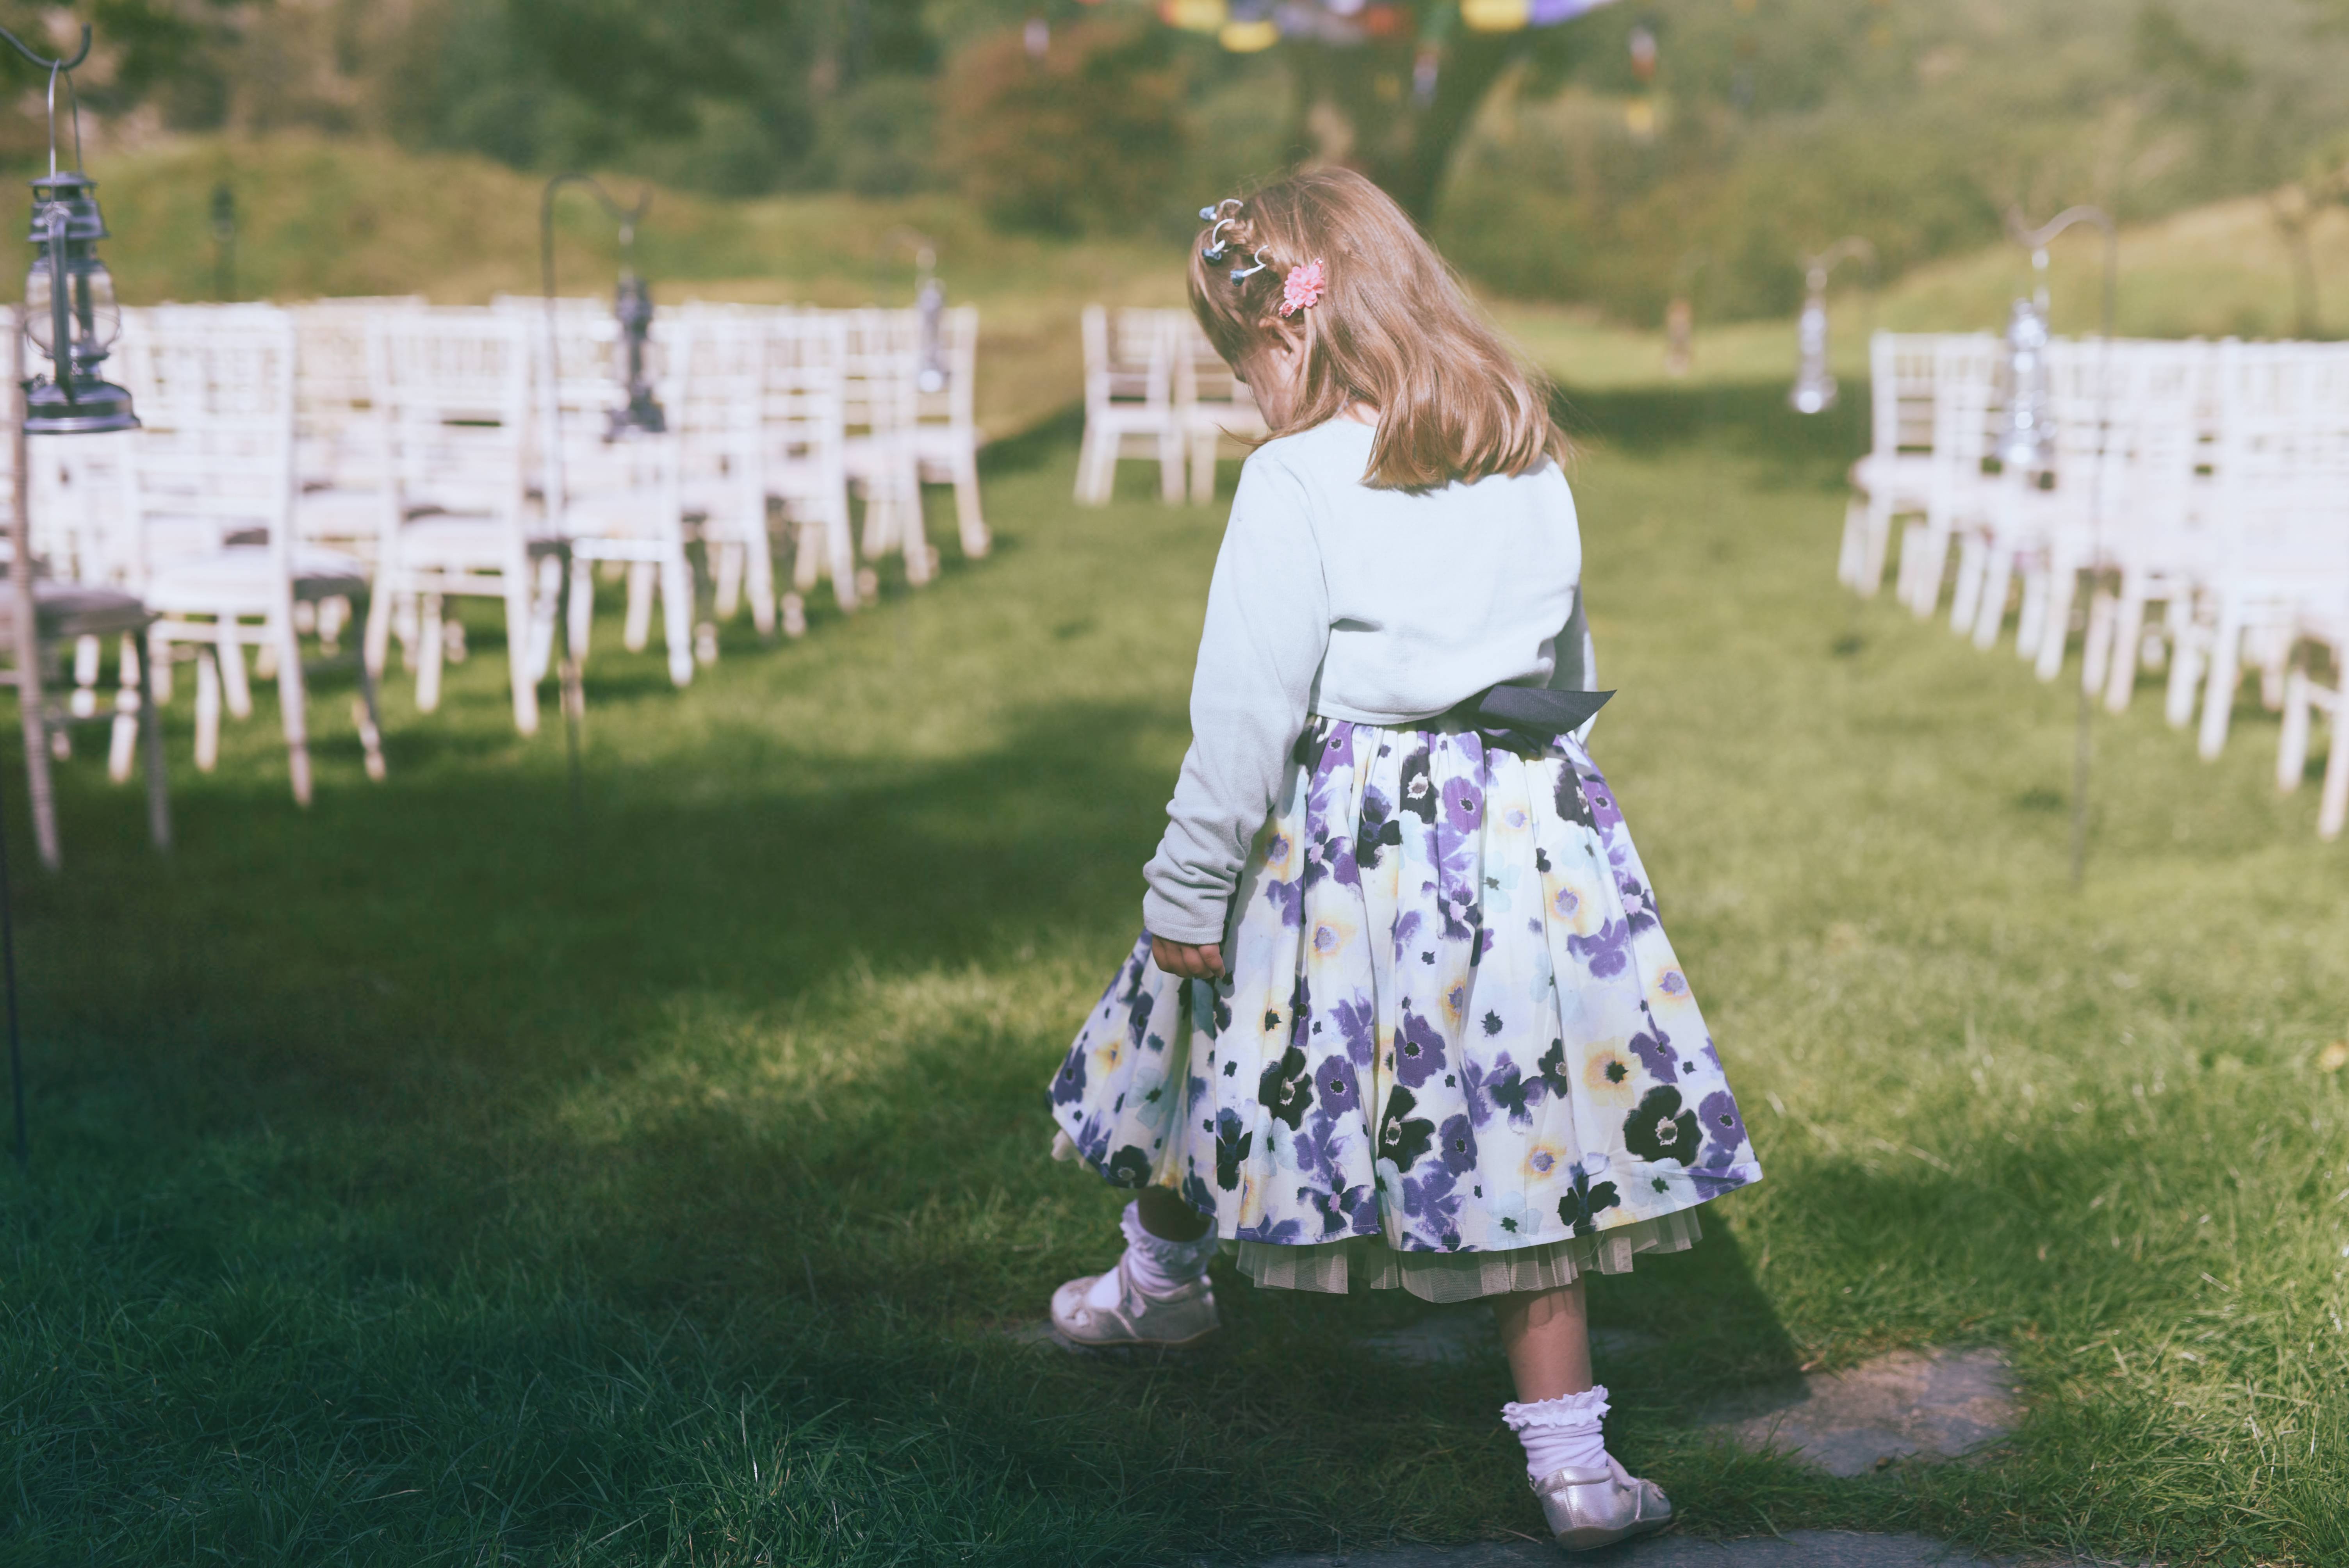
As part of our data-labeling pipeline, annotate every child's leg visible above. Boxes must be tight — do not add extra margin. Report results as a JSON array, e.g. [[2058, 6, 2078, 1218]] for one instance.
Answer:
[[1135, 1185, 1213, 1242], [1494, 1281, 1595, 1401]]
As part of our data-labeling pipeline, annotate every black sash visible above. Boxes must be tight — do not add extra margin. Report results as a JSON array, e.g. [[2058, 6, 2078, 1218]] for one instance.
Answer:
[[1444, 685, 1614, 753]]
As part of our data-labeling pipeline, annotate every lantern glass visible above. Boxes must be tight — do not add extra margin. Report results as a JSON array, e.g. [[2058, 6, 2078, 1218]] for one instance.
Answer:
[[23, 253, 119, 357]]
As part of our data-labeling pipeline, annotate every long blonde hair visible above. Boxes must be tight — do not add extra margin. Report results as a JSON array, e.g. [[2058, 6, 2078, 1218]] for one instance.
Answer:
[[1187, 167, 1568, 491]]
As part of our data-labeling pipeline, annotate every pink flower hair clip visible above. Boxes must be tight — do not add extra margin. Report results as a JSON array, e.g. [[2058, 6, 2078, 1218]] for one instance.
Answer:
[[1279, 258, 1327, 317]]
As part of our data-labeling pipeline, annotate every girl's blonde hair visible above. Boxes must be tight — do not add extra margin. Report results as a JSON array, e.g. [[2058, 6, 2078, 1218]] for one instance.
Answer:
[[1188, 166, 1568, 491]]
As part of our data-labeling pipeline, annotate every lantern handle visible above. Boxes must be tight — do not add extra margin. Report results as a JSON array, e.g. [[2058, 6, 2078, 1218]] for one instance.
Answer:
[[0, 23, 91, 74]]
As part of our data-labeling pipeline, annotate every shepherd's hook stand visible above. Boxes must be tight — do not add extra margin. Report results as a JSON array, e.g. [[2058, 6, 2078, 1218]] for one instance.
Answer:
[[2007, 205, 2118, 889]]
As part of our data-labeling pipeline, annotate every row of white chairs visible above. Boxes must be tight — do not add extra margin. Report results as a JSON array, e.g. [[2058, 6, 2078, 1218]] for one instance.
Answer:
[[1841, 331, 2349, 839], [11, 297, 991, 810], [1076, 305, 1267, 505]]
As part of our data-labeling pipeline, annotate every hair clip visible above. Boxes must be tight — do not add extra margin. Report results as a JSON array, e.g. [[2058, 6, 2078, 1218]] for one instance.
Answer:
[[1229, 246, 1271, 283], [1201, 217, 1237, 264], [1198, 198, 1242, 224]]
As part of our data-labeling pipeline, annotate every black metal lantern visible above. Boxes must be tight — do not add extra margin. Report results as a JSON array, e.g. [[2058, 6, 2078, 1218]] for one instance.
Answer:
[[4, 27, 136, 438], [1788, 237, 1874, 417], [541, 173, 665, 443], [23, 169, 135, 436]]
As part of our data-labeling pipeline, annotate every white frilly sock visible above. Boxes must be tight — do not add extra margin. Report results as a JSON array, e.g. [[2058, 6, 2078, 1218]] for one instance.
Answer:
[[1501, 1385, 1611, 1482], [1119, 1200, 1217, 1293]]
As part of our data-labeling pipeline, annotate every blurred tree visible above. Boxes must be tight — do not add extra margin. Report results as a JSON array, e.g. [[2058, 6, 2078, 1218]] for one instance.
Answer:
[[940, 17, 1185, 233]]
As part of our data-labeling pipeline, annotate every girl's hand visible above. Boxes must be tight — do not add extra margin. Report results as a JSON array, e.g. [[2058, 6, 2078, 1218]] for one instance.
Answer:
[[1150, 935, 1227, 981]]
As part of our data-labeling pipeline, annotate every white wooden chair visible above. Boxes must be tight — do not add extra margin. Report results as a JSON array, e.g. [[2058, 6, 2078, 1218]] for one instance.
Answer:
[[1075, 305, 1180, 505], [115, 305, 383, 803], [365, 308, 560, 735], [2086, 341, 2215, 711], [663, 304, 777, 644], [1897, 335, 2001, 618], [519, 300, 694, 688], [842, 308, 931, 585], [2180, 342, 2349, 759], [749, 310, 859, 619], [1840, 333, 1939, 596], [911, 301, 989, 559], [1173, 313, 1265, 504]]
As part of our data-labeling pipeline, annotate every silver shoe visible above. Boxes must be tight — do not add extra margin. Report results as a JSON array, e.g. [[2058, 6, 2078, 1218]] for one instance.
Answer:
[[1049, 1253, 1219, 1349], [1531, 1454, 1672, 1552]]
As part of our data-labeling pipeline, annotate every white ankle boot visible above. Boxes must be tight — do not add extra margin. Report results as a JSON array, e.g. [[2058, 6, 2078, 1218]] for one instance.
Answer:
[[1048, 1202, 1220, 1349]]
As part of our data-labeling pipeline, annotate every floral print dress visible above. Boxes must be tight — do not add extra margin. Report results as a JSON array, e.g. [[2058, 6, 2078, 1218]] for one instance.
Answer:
[[1050, 717, 1761, 1300]]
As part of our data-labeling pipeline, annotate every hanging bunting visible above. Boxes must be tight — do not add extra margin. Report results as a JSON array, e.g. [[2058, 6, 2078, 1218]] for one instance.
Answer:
[[1158, 0, 1622, 50]]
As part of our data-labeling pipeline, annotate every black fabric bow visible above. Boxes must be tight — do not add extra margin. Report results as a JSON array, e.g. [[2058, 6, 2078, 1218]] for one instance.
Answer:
[[1447, 685, 1615, 755]]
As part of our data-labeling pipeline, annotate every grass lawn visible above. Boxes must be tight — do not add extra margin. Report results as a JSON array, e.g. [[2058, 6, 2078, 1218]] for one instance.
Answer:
[[1, 388, 2344, 1567]]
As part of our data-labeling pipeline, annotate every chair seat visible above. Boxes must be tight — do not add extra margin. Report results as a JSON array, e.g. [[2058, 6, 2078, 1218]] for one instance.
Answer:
[[0, 579, 153, 642], [147, 545, 372, 612], [396, 514, 562, 568], [295, 486, 388, 541]]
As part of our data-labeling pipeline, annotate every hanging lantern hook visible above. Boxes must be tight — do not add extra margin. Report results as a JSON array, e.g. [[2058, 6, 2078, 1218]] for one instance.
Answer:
[[0, 25, 93, 176]]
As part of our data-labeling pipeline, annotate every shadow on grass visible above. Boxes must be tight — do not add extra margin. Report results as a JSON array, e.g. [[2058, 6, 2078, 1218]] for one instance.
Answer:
[[1555, 378, 1869, 492]]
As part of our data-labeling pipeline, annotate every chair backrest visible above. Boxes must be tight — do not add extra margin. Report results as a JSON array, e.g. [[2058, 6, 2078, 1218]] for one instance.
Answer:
[[293, 296, 423, 491], [2207, 339, 2349, 572], [1929, 334, 2001, 493], [840, 308, 918, 444], [915, 303, 979, 434], [114, 304, 300, 588], [756, 310, 848, 510], [664, 303, 773, 519], [369, 307, 532, 524], [1082, 304, 1171, 412], [520, 301, 673, 527], [1172, 313, 1264, 437], [1870, 332, 1940, 461]]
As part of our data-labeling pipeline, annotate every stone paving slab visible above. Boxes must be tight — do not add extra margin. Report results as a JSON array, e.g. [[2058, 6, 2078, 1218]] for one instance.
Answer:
[[1698, 1348, 2021, 1478], [1249, 1529, 2012, 1567]]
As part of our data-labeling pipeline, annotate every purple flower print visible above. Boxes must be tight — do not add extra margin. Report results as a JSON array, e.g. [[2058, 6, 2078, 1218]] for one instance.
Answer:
[[1235, 1215, 1305, 1244], [1441, 776, 1483, 834], [1376, 1086, 1436, 1171], [1262, 877, 1303, 928], [1399, 1164, 1461, 1226], [1314, 1056, 1362, 1117], [1699, 1090, 1746, 1156], [1628, 1025, 1678, 1083], [1310, 720, 1354, 783], [1214, 1108, 1254, 1190], [1689, 1165, 1752, 1202], [1554, 768, 1594, 829], [1356, 789, 1404, 870], [1622, 1086, 1701, 1165], [1437, 1113, 1479, 1175], [1568, 916, 1632, 979], [1555, 1165, 1621, 1238], [1331, 996, 1378, 1066], [1392, 1001, 1448, 1088], [1050, 1050, 1087, 1105], [1398, 748, 1438, 824]]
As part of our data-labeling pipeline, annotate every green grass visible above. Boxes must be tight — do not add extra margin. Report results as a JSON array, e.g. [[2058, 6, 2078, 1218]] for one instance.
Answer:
[[0, 390, 2345, 1566]]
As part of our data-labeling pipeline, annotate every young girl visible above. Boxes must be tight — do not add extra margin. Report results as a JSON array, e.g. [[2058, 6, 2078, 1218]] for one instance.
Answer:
[[1045, 168, 1761, 1552]]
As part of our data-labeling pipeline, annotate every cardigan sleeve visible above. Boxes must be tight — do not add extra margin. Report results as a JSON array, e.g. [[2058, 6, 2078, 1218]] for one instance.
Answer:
[[1545, 586, 1600, 742], [1141, 456, 1331, 946]]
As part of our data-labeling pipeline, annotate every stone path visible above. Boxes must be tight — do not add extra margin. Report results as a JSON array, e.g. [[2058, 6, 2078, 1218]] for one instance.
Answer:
[[1696, 1348, 2020, 1477], [1250, 1531, 2013, 1567]]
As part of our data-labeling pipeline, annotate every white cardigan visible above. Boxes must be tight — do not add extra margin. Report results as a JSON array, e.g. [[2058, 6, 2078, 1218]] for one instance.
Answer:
[[1142, 417, 1597, 945]]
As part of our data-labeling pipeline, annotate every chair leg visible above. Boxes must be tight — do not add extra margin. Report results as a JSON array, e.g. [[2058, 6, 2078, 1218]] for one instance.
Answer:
[[2165, 615, 2205, 730], [363, 573, 395, 680], [567, 558, 595, 665], [743, 514, 779, 637], [2104, 583, 2148, 713], [2319, 688, 2348, 840], [660, 548, 695, 688], [138, 638, 170, 851], [1971, 543, 2014, 650], [148, 625, 174, 705], [504, 574, 541, 737], [108, 634, 139, 784], [274, 605, 314, 809], [353, 619, 387, 784], [194, 650, 222, 773], [416, 593, 446, 715], [1948, 533, 1985, 632], [1075, 424, 1104, 504], [1858, 498, 1897, 596], [2278, 663, 2312, 793], [900, 478, 934, 586], [2034, 561, 2077, 682], [825, 499, 859, 613], [2014, 561, 2049, 661], [218, 620, 253, 720], [2079, 585, 2114, 695], [954, 451, 988, 557], [712, 541, 745, 622], [2197, 603, 2243, 761], [1157, 426, 1183, 504], [623, 563, 655, 653]]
